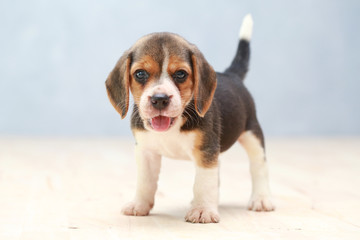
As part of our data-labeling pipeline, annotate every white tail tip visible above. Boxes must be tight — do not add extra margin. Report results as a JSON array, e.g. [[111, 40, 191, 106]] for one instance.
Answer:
[[239, 14, 253, 41]]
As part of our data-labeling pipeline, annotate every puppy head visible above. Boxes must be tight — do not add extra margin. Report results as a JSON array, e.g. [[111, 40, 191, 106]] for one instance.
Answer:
[[105, 33, 217, 132]]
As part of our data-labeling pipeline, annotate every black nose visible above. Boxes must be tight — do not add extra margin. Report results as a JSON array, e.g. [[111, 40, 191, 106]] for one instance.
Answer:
[[151, 94, 170, 110]]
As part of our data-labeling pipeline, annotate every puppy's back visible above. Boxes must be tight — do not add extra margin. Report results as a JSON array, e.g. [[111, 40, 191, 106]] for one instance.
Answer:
[[214, 14, 260, 152]]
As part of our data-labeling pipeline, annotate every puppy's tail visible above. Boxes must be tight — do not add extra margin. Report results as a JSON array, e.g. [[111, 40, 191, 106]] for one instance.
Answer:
[[225, 14, 253, 80]]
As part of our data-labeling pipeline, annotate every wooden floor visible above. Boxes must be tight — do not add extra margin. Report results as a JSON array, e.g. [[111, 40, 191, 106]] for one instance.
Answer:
[[0, 137, 359, 239]]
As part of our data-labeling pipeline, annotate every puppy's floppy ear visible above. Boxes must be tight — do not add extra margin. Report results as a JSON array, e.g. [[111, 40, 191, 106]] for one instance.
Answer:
[[191, 48, 217, 117], [105, 51, 132, 119]]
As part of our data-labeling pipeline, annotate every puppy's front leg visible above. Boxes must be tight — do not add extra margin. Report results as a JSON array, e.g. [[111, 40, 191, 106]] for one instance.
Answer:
[[122, 147, 161, 216], [185, 163, 220, 223]]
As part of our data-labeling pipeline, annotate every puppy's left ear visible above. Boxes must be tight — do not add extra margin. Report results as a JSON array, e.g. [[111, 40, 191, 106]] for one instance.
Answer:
[[105, 51, 132, 119], [191, 48, 217, 117]]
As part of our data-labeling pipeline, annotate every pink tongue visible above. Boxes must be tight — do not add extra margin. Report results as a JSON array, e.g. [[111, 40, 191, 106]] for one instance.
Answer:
[[151, 116, 171, 131]]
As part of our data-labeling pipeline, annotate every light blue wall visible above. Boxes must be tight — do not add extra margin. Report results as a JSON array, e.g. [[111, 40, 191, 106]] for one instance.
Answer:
[[1, 0, 359, 136]]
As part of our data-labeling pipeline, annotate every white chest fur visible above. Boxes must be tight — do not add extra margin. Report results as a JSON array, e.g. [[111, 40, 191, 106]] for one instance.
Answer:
[[134, 120, 196, 160]]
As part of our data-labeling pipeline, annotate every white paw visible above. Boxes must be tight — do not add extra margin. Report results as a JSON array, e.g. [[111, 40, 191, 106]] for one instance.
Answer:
[[185, 207, 220, 223], [122, 201, 153, 216], [248, 194, 275, 211]]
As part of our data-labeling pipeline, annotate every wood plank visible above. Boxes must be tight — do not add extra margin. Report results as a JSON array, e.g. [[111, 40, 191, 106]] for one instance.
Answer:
[[0, 137, 359, 239]]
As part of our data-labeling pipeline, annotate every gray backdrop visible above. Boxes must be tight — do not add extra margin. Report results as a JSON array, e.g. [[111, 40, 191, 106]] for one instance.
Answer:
[[1, 0, 359, 136]]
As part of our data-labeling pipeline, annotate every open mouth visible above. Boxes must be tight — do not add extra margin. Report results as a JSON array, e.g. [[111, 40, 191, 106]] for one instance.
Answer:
[[149, 116, 176, 132]]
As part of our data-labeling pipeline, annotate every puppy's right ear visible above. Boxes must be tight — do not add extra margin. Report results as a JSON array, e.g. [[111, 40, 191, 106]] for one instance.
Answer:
[[105, 51, 132, 119]]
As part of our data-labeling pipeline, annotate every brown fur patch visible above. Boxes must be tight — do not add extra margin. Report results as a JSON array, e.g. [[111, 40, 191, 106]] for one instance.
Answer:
[[167, 55, 194, 108], [105, 54, 131, 119], [238, 131, 265, 160], [192, 130, 219, 168], [191, 54, 217, 117], [129, 55, 161, 105]]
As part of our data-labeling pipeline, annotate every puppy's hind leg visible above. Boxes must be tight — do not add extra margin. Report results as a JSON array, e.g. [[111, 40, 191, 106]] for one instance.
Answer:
[[238, 128, 275, 211]]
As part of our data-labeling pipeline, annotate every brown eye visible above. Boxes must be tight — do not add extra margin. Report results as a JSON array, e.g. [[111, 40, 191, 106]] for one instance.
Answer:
[[173, 70, 188, 83], [134, 69, 149, 84]]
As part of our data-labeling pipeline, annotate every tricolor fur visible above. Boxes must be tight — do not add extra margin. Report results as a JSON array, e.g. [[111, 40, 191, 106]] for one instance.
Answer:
[[106, 14, 274, 223]]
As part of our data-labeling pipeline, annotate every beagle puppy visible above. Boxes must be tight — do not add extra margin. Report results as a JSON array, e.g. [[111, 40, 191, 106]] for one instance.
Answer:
[[106, 14, 274, 223]]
